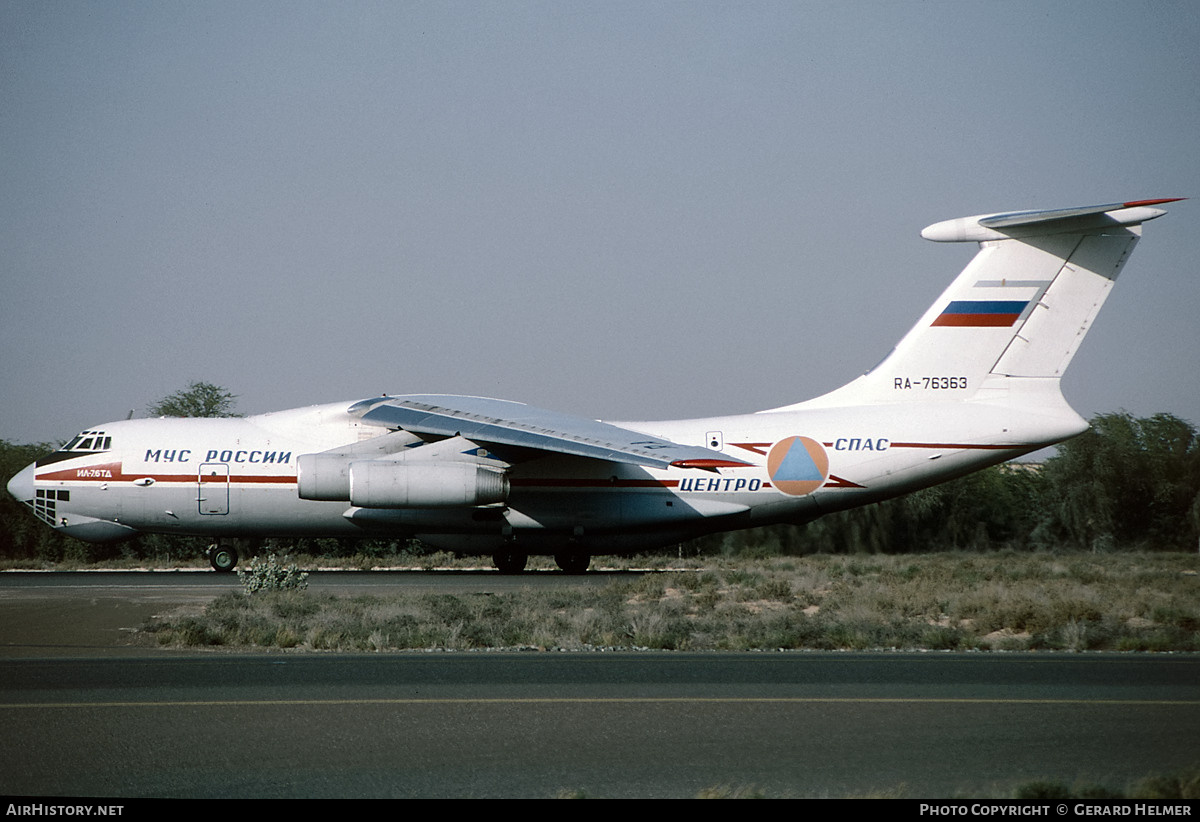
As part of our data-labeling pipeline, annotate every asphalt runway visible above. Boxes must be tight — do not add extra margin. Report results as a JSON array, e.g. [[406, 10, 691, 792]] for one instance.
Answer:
[[1, 571, 1198, 798]]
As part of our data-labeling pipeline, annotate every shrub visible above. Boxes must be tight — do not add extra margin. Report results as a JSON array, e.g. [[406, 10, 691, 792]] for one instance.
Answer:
[[236, 553, 309, 594]]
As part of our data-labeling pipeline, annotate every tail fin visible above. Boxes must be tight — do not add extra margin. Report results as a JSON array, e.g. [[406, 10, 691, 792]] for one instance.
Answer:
[[775, 199, 1180, 412]]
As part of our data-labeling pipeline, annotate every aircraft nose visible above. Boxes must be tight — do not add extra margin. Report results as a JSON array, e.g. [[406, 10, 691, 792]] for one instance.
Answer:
[[7, 462, 36, 503]]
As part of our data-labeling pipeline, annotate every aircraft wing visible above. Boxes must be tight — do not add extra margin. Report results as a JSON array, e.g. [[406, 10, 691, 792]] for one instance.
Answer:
[[346, 395, 750, 471]]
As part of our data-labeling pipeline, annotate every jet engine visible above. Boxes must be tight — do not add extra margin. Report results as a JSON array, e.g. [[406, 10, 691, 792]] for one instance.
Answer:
[[298, 454, 508, 508]]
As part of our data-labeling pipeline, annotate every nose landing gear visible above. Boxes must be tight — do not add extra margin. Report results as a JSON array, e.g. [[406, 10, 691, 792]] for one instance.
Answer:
[[207, 538, 261, 572], [208, 542, 238, 572]]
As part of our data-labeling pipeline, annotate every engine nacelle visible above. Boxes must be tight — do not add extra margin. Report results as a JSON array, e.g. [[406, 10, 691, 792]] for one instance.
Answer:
[[349, 460, 509, 508], [296, 453, 353, 501], [298, 454, 509, 507]]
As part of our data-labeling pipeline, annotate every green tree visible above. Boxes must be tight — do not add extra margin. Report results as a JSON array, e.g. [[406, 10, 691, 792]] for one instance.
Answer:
[[780, 464, 1044, 555], [1039, 412, 1200, 551], [148, 381, 240, 418]]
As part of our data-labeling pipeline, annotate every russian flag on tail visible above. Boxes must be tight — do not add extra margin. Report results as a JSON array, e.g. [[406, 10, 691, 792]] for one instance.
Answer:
[[931, 300, 1028, 327]]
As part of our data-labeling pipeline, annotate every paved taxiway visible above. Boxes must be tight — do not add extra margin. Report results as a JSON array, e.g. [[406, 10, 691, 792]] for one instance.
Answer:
[[2, 571, 1198, 798]]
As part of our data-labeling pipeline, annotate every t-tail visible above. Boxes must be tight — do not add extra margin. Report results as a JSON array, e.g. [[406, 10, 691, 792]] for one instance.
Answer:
[[771, 199, 1182, 442]]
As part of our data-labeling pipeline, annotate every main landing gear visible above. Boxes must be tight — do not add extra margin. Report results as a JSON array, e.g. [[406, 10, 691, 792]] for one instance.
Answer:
[[554, 553, 591, 575], [490, 550, 592, 574], [492, 550, 527, 575]]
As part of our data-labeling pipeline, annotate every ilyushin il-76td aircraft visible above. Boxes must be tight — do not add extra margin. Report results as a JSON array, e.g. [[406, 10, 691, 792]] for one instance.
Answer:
[[7, 198, 1183, 573]]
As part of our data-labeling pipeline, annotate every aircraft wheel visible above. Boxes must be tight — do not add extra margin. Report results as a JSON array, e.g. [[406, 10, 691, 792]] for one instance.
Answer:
[[493, 550, 528, 574], [554, 553, 590, 574], [210, 544, 239, 572]]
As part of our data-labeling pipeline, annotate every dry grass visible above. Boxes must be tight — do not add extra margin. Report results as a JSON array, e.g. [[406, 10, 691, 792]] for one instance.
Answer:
[[141, 551, 1200, 653]]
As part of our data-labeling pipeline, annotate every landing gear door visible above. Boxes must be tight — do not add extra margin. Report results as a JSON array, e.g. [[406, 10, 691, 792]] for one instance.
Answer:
[[199, 463, 230, 515]]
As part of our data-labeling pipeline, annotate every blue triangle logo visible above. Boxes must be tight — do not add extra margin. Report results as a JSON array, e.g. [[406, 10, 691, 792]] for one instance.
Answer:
[[775, 440, 822, 482]]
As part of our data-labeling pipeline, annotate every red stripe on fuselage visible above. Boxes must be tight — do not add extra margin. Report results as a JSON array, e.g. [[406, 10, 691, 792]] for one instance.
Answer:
[[35, 465, 296, 485], [731, 442, 771, 456], [888, 442, 1026, 450], [509, 478, 679, 489]]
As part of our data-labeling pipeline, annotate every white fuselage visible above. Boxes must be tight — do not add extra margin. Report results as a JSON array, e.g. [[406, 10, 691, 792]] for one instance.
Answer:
[[8, 392, 1079, 554]]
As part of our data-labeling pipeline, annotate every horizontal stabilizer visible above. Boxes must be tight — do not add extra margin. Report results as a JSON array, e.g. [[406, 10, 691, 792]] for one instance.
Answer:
[[979, 199, 1185, 229], [922, 198, 1182, 243]]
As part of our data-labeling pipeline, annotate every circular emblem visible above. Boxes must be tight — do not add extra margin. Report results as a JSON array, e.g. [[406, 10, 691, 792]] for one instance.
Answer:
[[766, 436, 829, 496]]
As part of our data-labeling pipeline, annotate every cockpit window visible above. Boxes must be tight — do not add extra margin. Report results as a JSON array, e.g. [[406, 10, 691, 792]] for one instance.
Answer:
[[58, 431, 111, 453], [37, 430, 115, 468]]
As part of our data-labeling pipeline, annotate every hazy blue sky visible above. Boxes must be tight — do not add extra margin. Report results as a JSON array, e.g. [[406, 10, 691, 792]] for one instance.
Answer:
[[2, 1, 1197, 444]]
